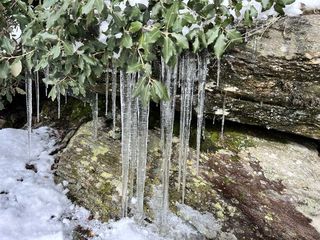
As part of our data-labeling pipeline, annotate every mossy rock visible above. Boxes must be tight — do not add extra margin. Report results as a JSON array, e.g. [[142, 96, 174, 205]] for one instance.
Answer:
[[54, 119, 122, 221]]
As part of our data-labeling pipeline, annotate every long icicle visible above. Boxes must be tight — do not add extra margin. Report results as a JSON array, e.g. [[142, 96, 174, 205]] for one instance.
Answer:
[[135, 98, 150, 223], [26, 71, 32, 161], [160, 58, 178, 231], [105, 63, 110, 116], [45, 65, 49, 97], [57, 85, 61, 119], [196, 54, 208, 175], [120, 71, 132, 217], [129, 74, 138, 201], [220, 91, 227, 142], [178, 55, 185, 192], [179, 53, 196, 204], [92, 93, 99, 140], [36, 67, 40, 123], [216, 58, 221, 87], [112, 64, 117, 138]]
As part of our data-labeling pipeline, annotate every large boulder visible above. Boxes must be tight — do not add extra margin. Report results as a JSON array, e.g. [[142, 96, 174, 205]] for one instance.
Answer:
[[205, 14, 320, 140], [54, 119, 320, 239]]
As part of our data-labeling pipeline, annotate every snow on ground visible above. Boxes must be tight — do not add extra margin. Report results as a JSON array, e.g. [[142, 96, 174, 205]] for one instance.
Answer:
[[0, 127, 167, 240]]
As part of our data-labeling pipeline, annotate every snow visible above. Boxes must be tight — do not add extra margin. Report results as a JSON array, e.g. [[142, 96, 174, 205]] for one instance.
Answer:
[[128, 0, 149, 7], [0, 127, 167, 240], [284, 0, 320, 16]]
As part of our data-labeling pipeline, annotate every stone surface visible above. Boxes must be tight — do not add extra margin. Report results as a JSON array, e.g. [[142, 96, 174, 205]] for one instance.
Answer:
[[238, 136, 320, 233], [204, 14, 320, 140], [54, 118, 320, 239]]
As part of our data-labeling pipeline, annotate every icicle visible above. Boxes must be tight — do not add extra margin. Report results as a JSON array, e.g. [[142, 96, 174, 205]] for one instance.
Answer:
[[178, 53, 196, 204], [120, 71, 132, 218], [45, 65, 49, 97], [135, 99, 150, 223], [196, 54, 208, 175], [105, 66, 109, 116], [159, 58, 178, 231], [92, 93, 99, 140], [112, 64, 117, 138], [216, 58, 221, 87], [177, 55, 185, 192], [129, 74, 138, 200], [65, 94, 68, 104], [26, 72, 32, 161], [220, 91, 227, 142], [36, 67, 40, 123], [57, 86, 61, 119]]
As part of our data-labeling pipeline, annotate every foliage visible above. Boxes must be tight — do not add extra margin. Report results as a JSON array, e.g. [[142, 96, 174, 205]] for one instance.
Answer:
[[0, 0, 295, 109]]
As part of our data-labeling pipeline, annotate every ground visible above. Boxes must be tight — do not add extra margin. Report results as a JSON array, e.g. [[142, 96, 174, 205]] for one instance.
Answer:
[[0, 127, 168, 240]]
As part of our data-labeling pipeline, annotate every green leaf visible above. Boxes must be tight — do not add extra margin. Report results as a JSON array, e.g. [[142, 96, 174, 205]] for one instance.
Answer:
[[140, 83, 151, 106], [257, 0, 273, 10], [244, 9, 252, 27], [1, 37, 15, 54], [50, 44, 61, 59], [63, 41, 74, 55], [10, 60, 22, 77], [15, 87, 26, 95], [250, 6, 258, 18], [206, 26, 220, 45], [35, 57, 49, 71], [146, 27, 161, 44], [121, 33, 133, 49], [82, 0, 95, 15], [280, 0, 295, 5], [153, 80, 169, 100], [164, 2, 179, 30], [0, 62, 9, 79], [226, 29, 242, 43], [82, 55, 95, 65], [48, 85, 57, 100], [192, 37, 200, 53], [133, 76, 146, 97], [214, 33, 227, 59], [127, 62, 143, 73], [162, 36, 174, 64], [43, 0, 58, 8], [95, 0, 104, 13], [129, 21, 143, 33], [37, 32, 58, 40], [171, 33, 189, 49]]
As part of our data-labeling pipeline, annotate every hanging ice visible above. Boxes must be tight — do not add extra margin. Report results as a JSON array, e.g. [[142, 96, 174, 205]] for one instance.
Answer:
[[120, 71, 132, 217], [216, 58, 221, 87], [45, 65, 49, 97], [196, 54, 209, 175], [135, 99, 149, 223], [36, 68, 40, 123], [105, 67, 109, 116], [178, 53, 196, 204], [129, 74, 138, 200], [26, 72, 32, 161], [220, 91, 227, 141], [92, 93, 99, 140], [159, 58, 178, 231], [112, 64, 117, 138], [57, 86, 61, 119]]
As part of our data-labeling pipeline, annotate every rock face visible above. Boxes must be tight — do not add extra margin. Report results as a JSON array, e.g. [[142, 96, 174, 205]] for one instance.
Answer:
[[205, 14, 320, 140], [54, 120, 122, 221], [54, 119, 320, 240]]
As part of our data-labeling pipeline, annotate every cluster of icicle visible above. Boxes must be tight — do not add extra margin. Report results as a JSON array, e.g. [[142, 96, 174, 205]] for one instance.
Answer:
[[111, 52, 209, 232], [25, 52, 209, 234]]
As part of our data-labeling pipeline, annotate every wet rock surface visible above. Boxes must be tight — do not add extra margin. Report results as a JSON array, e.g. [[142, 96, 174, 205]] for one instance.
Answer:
[[205, 14, 320, 140], [54, 118, 320, 239]]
